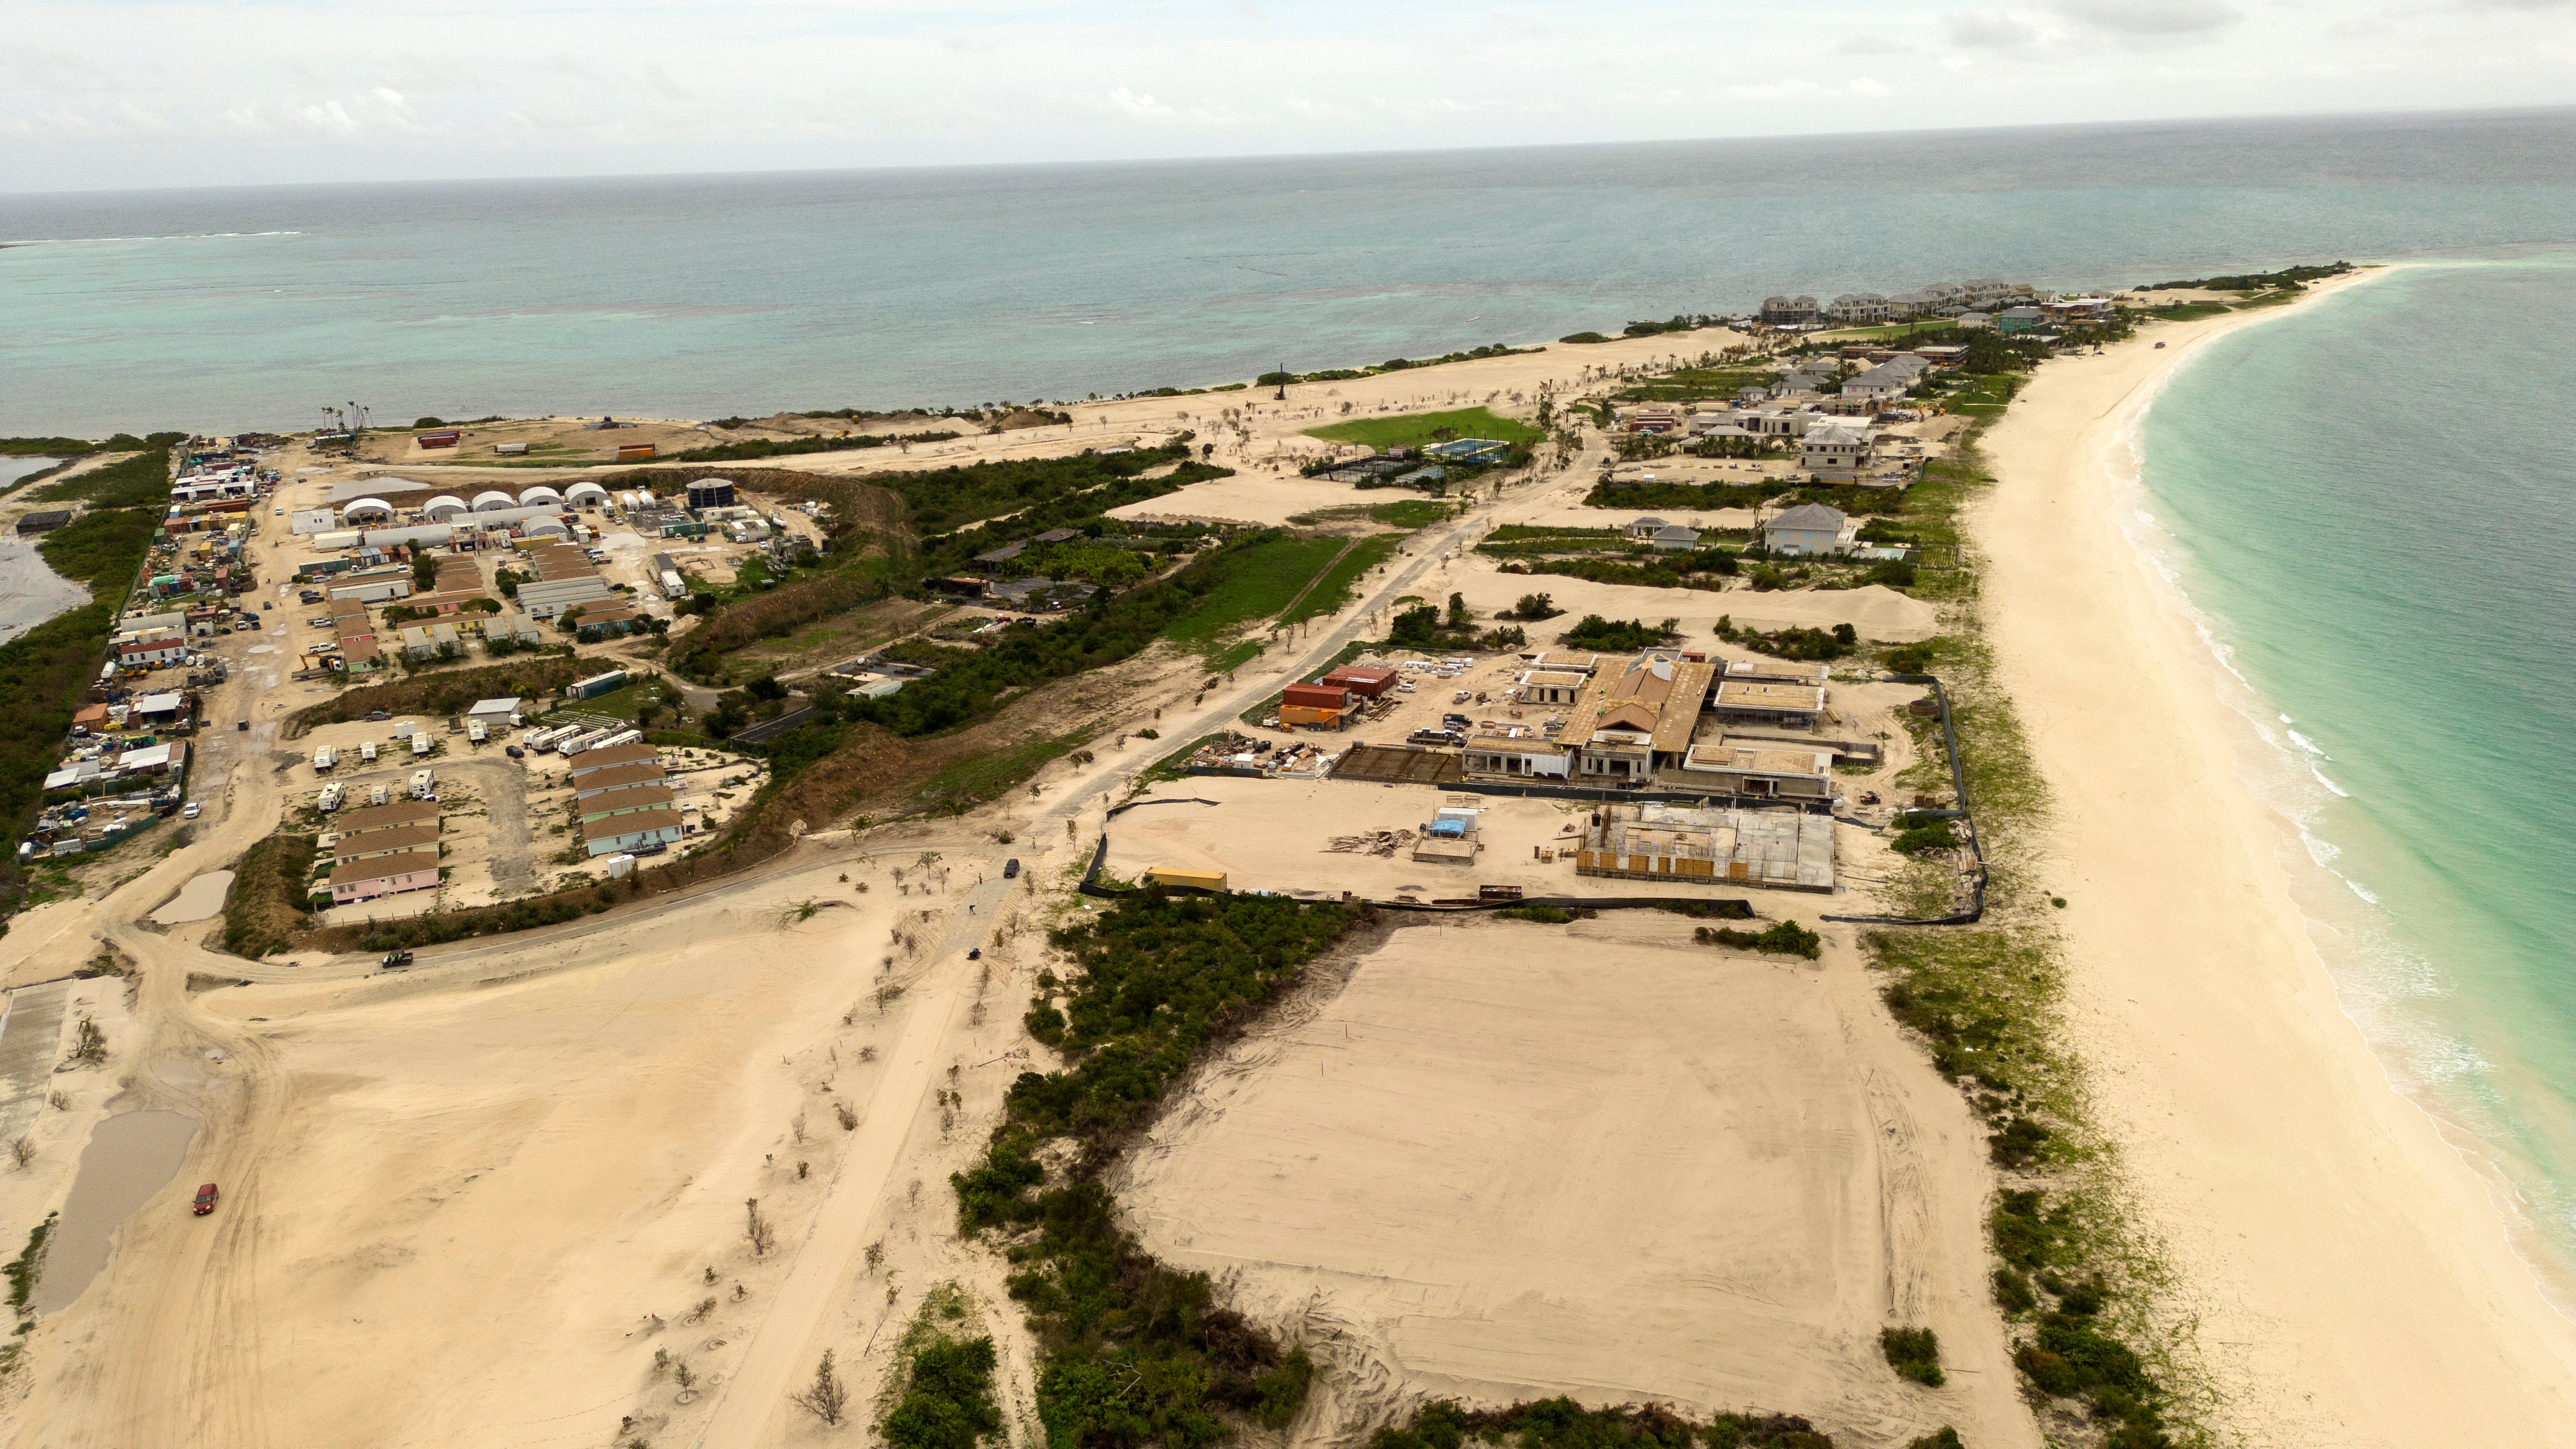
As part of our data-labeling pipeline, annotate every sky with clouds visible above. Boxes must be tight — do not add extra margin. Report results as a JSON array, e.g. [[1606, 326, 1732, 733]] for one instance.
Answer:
[[3, 0, 2571, 193]]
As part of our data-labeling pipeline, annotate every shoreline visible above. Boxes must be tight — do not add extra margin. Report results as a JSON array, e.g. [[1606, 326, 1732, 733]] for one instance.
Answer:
[[1976, 273, 2576, 1440]]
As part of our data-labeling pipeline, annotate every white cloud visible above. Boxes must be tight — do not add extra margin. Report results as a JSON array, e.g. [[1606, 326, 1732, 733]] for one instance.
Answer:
[[1943, 10, 2041, 49], [0, 0, 2568, 191]]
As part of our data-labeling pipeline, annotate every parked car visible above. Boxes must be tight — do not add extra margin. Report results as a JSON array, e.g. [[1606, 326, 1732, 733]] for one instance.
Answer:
[[181, 802, 201, 820], [1003, 858, 1021, 879], [192, 1183, 218, 1216], [365, 710, 391, 722], [236, 719, 250, 732]]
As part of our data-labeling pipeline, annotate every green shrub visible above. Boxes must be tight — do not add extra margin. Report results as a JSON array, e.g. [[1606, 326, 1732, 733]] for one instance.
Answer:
[[882, 1335, 1002, 1449], [1560, 615, 1673, 650], [1987, 1115, 2051, 1168], [1880, 1325, 1943, 1386], [1693, 920, 1822, 958], [1494, 903, 1574, 924]]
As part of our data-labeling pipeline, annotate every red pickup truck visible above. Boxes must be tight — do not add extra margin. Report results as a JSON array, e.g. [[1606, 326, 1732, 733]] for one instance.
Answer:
[[192, 1183, 218, 1216]]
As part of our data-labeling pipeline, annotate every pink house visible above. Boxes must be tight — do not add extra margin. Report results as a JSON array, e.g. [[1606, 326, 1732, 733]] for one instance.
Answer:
[[328, 849, 441, 904]]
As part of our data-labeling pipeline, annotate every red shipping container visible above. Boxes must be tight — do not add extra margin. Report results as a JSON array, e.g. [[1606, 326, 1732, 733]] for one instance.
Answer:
[[1282, 683, 1353, 710]]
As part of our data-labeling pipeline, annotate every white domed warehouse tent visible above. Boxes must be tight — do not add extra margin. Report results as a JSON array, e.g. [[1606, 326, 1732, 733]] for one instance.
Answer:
[[338, 497, 395, 525], [518, 484, 565, 508], [563, 481, 611, 509], [616, 489, 657, 512], [422, 494, 469, 521], [520, 516, 571, 540], [471, 491, 518, 512]]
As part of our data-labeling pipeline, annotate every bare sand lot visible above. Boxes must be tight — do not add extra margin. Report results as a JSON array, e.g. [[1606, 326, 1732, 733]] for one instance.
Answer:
[[1491, 502, 1759, 533], [1117, 914, 2038, 1448], [6, 866, 981, 1448], [1107, 468, 1392, 528], [1107, 778, 1676, 903], [1438, 558, 1938, 643]]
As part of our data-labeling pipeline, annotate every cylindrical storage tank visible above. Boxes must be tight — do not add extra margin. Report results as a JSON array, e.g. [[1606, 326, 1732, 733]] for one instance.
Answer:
[[471, 491, 517, 512], [518, 485, 564, 509], [422, 494, 468, 521], [564, 481, 610, 509]]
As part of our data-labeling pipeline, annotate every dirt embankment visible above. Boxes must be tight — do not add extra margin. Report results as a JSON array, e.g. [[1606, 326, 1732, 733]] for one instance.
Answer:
[[283, 657, 595, 739]]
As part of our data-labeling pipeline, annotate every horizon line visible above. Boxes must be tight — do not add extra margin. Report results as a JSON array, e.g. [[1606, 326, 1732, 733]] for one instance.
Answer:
[[5, 100, 2571, 204]]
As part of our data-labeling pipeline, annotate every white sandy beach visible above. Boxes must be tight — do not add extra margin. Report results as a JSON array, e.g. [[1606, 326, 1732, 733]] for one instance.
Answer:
[[1976, 275, 2576, 1441]]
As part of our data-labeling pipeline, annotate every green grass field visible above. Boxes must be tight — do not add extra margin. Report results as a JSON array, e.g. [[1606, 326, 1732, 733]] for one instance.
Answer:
[[1161, 535, 1351, 657], [1301, 406, 1541, 452], [1283, 533, 1402, 627], [1809, 319, 1959, 344]]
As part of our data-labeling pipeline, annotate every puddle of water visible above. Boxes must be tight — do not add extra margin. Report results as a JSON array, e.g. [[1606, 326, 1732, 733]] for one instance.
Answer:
[[151, 870, 235, 925], [32, 1110, 202, 1314]]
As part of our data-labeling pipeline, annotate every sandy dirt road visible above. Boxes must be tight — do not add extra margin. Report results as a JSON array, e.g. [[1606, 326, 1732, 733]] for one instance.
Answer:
[[692, 876, 1006, 1449]]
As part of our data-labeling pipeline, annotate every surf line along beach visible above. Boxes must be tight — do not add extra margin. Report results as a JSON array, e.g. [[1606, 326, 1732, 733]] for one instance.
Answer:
[[1975, 271, 2576, 1443]]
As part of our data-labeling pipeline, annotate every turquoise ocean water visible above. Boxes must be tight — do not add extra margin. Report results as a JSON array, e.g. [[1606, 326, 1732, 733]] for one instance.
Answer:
[[2136, 255, 2576, 1292], [5, 109, 2576, 1291], [4, 107, 2573, 436]]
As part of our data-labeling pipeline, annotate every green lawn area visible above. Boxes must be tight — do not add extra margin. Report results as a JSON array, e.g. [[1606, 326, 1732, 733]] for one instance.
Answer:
[[1284, 498, 1459, 530], [1809, 319, 1959, 344], [1611, 367, 1779, 403], [1301, 406, 1541, 451], [1284, 533, 1403, 627], [533, 676, 671, 723], [1162, 535, 1351, 657]]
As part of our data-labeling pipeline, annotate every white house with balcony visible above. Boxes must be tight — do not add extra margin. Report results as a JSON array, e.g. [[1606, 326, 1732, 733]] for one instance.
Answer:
[[1763, 502, 1860, 556]]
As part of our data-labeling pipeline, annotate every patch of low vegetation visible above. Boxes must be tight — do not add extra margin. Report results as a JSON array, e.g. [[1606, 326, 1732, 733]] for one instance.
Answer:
[[875, 1284, 1002, 1448], [1889, 812, 1960, 856], [221, 832, 317, 958], [27, 434, 185, 508], [1691, 920, 1821, 958], [954, 891, 1360, 1449], [671, 429, 960, 464], [284, 656, 587, 737], [1880, 1325, 1944, 1386], [1715, 617, 1855, 661], [1368, 1395, 1838, 1449], [2136, 261, 2350, 293], [1493, 903, 1574, 924], [1558, 615, 1676, 651], [1302, 406, 1542, 453], [1282, 533, 1404, 628]]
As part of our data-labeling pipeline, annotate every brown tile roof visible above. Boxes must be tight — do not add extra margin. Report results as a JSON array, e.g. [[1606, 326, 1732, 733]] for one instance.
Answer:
[[578, 785, 675, 820], [567, 742, 659, 776], [333, 824, 443, 861], [334, 799, 441, 834], [572, 762, 668, 795], [579, 808, 683, 842], [327, 849, 440, 887]]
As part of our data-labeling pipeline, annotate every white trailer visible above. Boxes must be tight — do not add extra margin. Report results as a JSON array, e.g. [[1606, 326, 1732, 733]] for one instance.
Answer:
[[590, 728, 642, 751], [312, 745, 337, 772], [411, 731, 434, 758], [408, 769, 435, 799], [317, 782, 345, 812], [467, 719, 488, 744], [367, 783, 389, 807], [360, 740, 378, 763]]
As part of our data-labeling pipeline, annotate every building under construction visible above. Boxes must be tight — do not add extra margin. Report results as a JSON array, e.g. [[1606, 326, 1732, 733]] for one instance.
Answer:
[[1574, 801, 1836, 892]]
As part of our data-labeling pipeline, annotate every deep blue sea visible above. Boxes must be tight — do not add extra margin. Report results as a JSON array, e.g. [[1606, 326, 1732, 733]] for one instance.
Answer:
[[2136, 253, 2576, 1293], [3, 108, 2573, 436], [5, 108, 2576, 1289]]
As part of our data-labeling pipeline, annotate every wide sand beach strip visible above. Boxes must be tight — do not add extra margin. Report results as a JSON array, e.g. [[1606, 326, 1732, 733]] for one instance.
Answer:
[[1976, 273, 2576, 1442]]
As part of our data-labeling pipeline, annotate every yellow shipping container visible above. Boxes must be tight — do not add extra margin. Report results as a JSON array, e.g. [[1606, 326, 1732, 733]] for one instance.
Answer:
[[1142, 866, 1228, 892]]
